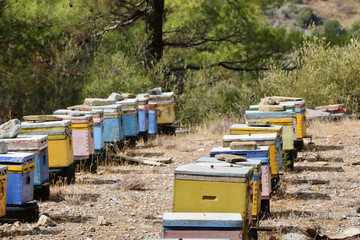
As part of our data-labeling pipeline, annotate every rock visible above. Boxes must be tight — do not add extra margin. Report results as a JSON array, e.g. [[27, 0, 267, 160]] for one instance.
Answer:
[[148, 87, 162, 95], [230, 141, 257, 150], [13, 221, 20, 227], [247, 120, 271, 127], [108, 92, 124, 101], [121, 93, 136, 99], [341, 215, 347, 219], [96, 216, 111, 226], [83, 98, 116, 106], [67, 105, 93, 111], [215, 154, 247, 163], [260, 97, 280, 105], [88, 226, 96, 232], [259, 104, 286, 112], [338, 140, 343, 145], [37, 215, 57, 227], [281, 233, 306, 240], [0, 141, 8, 154], [0, 119, 21, 138]]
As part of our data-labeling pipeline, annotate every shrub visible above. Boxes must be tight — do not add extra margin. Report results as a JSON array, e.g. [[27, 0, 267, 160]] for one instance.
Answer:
[[324, 20, 345, 35], [296, 7, 318, 28], [349, 20, 360, 38], [312, 26, 325, 36]]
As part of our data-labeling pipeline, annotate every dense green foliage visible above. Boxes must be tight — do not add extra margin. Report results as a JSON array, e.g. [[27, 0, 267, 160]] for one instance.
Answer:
[[296, 7, 317, 28], [261, 39, 360, 112]]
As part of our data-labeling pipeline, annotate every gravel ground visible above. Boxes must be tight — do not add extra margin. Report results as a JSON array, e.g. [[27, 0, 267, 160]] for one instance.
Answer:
[[2, 119, 360, 239]]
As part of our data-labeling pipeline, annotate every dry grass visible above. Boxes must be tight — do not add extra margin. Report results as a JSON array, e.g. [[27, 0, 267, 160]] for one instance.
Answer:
[[114, 172, 147, 191]]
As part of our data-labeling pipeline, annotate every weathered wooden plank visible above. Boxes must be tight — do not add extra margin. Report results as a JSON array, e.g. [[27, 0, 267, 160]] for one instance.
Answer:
[[23, 115, 63, 122], [245, 110, 293, 120]]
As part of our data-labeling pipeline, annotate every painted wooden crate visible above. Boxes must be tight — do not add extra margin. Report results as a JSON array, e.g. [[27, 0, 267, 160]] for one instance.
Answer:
[[54, 109, 105, 153], [173, 164, 252, 235], [91, 104, 124, 143], [163, 212, 242, 240], [136, 96, 149, 133], [148, 103, 158, 135], [245, 111, 295, 151], [195, 158, 261, 222], [2, 135, 49, 187], [0, 166, 7, 216], [21, 121, 74, 169], [149, 92, 175, 125], [0, 152, 35, 205], [118, 99, 139, 137], [223, 133, 279, 177], [229, 124, 283, 172], [54, 115, 95, 159]]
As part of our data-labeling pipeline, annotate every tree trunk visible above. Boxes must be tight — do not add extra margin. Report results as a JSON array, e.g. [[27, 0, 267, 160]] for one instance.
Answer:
[[145, 0, 164, 67]]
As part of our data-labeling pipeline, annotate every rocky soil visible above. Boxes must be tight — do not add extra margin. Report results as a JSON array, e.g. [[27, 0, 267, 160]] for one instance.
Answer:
[[2, 119, 360, 239]]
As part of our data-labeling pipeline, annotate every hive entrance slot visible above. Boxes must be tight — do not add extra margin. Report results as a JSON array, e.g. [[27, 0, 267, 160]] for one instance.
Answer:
[[202, 195, 217, 200]]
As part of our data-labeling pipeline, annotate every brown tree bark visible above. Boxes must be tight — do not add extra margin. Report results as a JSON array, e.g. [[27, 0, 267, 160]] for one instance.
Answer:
[[145, 0, 164, 67]]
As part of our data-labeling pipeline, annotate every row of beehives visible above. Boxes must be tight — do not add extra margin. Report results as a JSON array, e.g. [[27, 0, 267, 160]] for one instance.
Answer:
[[147, 97, 307, 240], [0, 89, 175, 222]]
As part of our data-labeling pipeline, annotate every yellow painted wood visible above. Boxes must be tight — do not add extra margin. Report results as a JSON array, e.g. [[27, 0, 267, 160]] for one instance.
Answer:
[[71, 122, 94, 129], [173, 179, 249, 221], [230, 128, 282, 137], [0, 174, 7, 217], [157, 102, 175, 125], [21, 126, 70, 134], [296, 113, 306, 140], [252, 175, 261, 220], [261, 119, 294, 151], [4, 163, 35, 174], [269, 145, 279, 177], [48, 136, 74, 168]]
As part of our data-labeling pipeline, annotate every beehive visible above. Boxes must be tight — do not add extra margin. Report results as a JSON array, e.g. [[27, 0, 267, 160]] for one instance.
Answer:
[[163, 212, 242, 240], [149, 92, 175, 125], [91, 104, 124, 143], [0, 166, 8, 216], [21, 121, 74, 169], [2, 135, 49, 187], [136, 95, 149, 134], [0, 152, 35, 205], [148, 103, 158, 135], [118, 99, 139, 137]]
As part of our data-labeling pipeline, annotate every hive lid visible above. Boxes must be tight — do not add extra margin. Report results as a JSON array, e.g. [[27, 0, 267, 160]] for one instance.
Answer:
[[223, 133, 277, 142], [2, 135, 48, 151], [0, 152, 35, 165], [248, 157, 270, 165], [21, 120, 72, 129], [54, 115, 93, 124], [245, 110, 293, 120], [118, 99, 139, 106], [230, 124, 282, 131], [174, 164, 252, 178], [163, 212, 243, 228], [210, 146, 269, 158], [91, 104, 122, 114], [196, 157, 261, 168], [149, 92, 174, 101]]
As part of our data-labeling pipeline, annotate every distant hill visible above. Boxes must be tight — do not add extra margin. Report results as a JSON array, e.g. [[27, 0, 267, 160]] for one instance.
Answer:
[[266, 0, 360, 31]]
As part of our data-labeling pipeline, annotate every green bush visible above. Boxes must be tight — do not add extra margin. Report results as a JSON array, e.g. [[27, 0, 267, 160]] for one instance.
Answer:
[[324, 20, 345, 35], [349, 20, 360, 37], [312, 26, 325, 36], [296, 7, 318, 28]]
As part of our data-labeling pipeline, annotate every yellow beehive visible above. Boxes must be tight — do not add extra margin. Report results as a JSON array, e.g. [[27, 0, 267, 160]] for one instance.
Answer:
[[296, 113, 306, 140], [20, 120, 74, 168], [149, 92, 175, 125]]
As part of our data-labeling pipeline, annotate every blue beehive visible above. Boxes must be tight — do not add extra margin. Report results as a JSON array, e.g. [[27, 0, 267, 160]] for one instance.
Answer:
[[118, 99, 139, 138], [209, 146, 269, 158], [136, 95, 149, 133], [91, 104, 124, 143], [0, 152, 35, 205], [148, 103, 158, 135], [2, 135, 49, 188]]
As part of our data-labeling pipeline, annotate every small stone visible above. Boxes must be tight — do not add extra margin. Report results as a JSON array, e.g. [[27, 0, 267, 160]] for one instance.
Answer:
[[37, 215, 57, 227], [148, 87, 162, 95], [230, 141, 257, 150], [13, 221, 20, 227], [282, 233, 306, 240], [0, 119, 21, 138], [338, 140, 343, 145], [96, 216, 111, 226], [121, 93, 136, 99], [215, 154, 247, 163], [108, 93, 124, 101], [341, 215, 347, 219], [0, 141, 8, 154], [88, 226, 96, 232]]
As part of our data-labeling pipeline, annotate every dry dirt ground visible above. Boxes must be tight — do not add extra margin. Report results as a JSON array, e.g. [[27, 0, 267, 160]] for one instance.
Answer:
[[2, 119, 360, 239]]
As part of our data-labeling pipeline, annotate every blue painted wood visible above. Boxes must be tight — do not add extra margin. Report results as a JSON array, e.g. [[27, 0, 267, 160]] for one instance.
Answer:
[[123, 113, 139, 137], [138, 110, 149, 133], [34, 149, 49, 186], [209, 147, 269, 158], [94, 124, 104, 151], [103, 118, 121, 143], [0, 152, 35, 164], [245, 110, 293, 120], [148, 109, 157, 135], [163, 213, 243, 228]]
